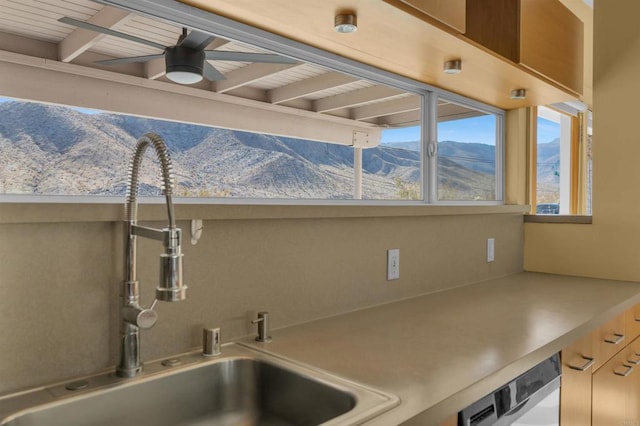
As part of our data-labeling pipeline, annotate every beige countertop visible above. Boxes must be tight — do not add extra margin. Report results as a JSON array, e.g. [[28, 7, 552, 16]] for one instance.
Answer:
[[239, 272, 640, 425]]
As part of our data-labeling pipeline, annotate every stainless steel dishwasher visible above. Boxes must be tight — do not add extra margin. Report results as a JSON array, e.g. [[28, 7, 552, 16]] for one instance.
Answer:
[[458, 353, 561, 426]]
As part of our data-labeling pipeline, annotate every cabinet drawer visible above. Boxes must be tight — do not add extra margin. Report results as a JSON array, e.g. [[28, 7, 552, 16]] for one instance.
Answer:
[[560, 331, 595, 426], [593, 312, 626, 371], [626, 303, 640, 342], [592, 344, 639, 426]]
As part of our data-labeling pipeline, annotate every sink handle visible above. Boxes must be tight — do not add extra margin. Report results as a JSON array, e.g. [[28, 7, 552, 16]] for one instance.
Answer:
[[252, 312, 273, 343], [122, 302, 158, 329]]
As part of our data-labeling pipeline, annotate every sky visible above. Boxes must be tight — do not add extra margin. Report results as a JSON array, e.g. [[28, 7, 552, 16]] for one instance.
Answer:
[[382, 115, 498, 145], [381, 113, 561, 145], [537, 116, 561, 144]]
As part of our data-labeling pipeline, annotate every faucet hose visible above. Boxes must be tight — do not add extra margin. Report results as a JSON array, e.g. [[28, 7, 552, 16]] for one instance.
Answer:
[[125, 133, 176, 227]]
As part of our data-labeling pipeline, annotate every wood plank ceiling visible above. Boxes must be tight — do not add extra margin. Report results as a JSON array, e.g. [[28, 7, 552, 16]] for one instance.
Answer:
[[0, 0, 477, 131]]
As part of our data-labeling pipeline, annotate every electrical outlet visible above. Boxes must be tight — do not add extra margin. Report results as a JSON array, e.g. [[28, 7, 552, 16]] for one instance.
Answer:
[[387, 249, 400, 280], [487, 238, 495, 263]]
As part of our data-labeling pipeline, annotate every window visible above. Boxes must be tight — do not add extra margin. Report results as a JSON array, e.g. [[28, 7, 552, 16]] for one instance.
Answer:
[[436, 98, 501, 202], [0, 92, 503, 203], [531, 105, 592, 215], [0, 96, 428, 201]]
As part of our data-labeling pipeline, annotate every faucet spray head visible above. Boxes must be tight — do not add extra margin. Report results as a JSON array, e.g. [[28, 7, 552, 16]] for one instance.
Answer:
[[157, 228, 187, 302]]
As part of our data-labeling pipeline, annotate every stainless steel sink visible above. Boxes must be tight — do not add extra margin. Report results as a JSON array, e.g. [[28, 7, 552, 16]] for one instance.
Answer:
[[0, 343, 398, 426]]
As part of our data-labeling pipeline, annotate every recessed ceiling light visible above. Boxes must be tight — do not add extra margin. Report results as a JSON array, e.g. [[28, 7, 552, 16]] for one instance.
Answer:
[[334, 14, 358, 33], [510, 88, 527, 100], [443, 59, 462, 74]]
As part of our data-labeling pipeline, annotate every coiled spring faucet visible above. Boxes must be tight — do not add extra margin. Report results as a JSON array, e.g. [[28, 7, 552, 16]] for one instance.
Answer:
[[117, 132, 186, 378]]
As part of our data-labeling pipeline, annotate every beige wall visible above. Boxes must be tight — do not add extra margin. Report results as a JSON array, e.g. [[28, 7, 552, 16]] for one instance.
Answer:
[[0, 210, 523, 394], [524, 0, 640, 280]]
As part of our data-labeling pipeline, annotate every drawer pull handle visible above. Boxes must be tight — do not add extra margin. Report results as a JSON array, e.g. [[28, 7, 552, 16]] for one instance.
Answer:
[[569, 356, 595, 371], [628, 356, 640, 365], [605, 333, 625, 345], [615, 364, 634, 377]]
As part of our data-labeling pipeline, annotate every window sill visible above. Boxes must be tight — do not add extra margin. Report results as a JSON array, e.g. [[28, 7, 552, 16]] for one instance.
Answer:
[[524, 214, 592, 224], [0, 202, 529, 224]]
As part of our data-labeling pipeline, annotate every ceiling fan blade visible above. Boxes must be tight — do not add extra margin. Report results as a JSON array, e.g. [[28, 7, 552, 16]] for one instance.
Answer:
[[205, 51, 298, 64], [58, 16, 166, 51], [203, 62, 226, 81], [95, 54, 166, 65], [178, 29, 216, 51]]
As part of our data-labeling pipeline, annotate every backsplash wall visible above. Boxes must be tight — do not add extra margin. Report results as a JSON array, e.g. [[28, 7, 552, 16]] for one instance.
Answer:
[[0, 212, 523, 394]]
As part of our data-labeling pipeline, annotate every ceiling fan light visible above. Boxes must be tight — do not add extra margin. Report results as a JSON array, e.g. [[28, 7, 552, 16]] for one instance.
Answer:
[[166, 70, 203, 84], [165, 46, 205, 85]]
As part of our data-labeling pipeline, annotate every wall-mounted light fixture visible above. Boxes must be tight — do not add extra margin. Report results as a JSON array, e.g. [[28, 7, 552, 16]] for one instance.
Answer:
[[443, 59, 462, 74], [510, 88, 527, 100], [334, 14, 358, 33]]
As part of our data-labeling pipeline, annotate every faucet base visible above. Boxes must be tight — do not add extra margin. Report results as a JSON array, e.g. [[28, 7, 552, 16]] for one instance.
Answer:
[[115, 366, 143, 378]]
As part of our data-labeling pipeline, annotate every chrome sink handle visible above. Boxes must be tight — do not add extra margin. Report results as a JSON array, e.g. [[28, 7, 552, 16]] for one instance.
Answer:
[[121, 299, 159, 329], [252, 312, 272, 343]]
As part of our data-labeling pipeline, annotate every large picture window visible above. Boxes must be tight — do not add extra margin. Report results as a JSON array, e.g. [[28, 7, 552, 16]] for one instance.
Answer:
[[0, 91, 503, 204]]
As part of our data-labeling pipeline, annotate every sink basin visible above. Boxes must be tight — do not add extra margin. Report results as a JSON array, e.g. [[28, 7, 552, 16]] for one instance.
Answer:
[[0, 344, 398, 426]]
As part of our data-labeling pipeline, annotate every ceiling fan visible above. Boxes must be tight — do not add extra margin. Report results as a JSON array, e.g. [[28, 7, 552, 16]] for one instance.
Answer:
[[58, 16, 298, 84]]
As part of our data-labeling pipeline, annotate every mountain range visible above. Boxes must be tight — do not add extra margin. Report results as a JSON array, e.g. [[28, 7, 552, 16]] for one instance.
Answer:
[[0, 101, 500, 200]]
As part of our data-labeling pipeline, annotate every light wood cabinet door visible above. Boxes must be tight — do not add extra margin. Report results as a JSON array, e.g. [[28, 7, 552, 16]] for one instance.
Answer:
[[560, 331, 595, 426], [393, 0, 466, 32], [626, 303, 640, 343], [465, 0, 583, 95], [624, 336, 640, 424], [593, 312, 626, 371], [438, 413, 457, 426], [519, 0, 583, 94], [592, 346, 638, 426]]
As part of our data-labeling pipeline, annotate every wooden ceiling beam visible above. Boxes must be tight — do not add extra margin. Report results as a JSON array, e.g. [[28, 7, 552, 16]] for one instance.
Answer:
[[313, 85, 405, 113], [214, 62, 303, 93], [377, 110, 421, 127], [58, 6, 131, 63], [268, 71, 358, 104], [352, 96, 420, 121], [144, 57, 165, 80]]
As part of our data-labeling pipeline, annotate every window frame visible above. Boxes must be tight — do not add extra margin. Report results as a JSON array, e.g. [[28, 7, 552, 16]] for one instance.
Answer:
[[528, 105, 591, 217]]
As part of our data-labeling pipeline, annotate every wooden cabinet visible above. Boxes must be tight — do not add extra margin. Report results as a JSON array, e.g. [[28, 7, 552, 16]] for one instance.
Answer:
[[592, 338, 640, 426], [391, 0, 466, 32], [593, 312, 627, 371], [626, 303, 640, 342], [561, 330, 595, 426], [561, 304, 640, 426], [438, 414, 457, 426], [465, 0, 583, 94]]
